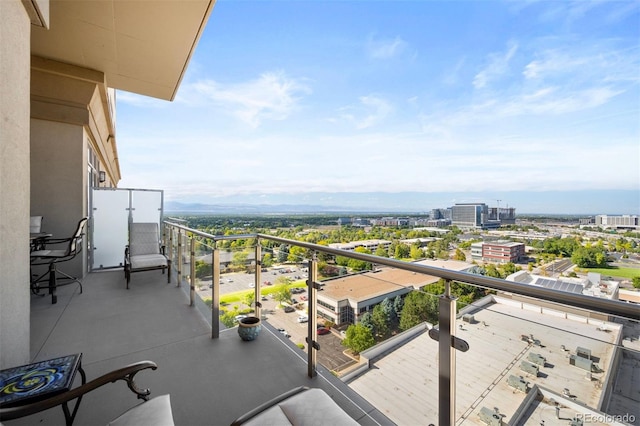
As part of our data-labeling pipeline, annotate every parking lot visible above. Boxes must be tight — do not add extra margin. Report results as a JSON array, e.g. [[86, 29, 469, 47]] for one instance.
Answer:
[[195, 266, 307, 294], [260, 297, 356, 371], [193, 266, 356, 372]]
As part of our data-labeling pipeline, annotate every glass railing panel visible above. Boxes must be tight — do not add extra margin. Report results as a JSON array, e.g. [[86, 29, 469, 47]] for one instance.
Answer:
[[161, 222, 637, 425], [313, 266, 443, 425], [455, 293, 638, 426]]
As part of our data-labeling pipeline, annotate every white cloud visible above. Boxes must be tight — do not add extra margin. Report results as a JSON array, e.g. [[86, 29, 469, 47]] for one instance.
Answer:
[[473, 41, 519, 89], [338, 95, 393, 129], [367, 35, 407, 59], [188, 71, 311, 128]]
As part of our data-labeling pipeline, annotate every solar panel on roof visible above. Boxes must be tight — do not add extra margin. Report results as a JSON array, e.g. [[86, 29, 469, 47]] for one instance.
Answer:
[[534, 278, 583, 294]]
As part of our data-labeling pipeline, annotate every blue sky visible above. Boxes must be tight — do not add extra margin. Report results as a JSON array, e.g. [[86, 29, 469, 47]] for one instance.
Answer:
[[116, 0, 639, 214]]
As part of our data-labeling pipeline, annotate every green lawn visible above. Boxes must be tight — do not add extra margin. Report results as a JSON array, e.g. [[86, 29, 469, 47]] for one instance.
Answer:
[[204, 282, 306, 305], [583, 266, 640, 279]]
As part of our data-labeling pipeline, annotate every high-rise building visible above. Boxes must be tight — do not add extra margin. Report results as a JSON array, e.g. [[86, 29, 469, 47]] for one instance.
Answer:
[[451, 203, 499, 229], [595, 215, 639, 230]]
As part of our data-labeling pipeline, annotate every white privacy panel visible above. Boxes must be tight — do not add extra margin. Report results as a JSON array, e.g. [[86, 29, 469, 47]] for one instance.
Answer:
[[131, 190, 163, 224], [92, 189, 130, 269], [91, 188, 163, 270]]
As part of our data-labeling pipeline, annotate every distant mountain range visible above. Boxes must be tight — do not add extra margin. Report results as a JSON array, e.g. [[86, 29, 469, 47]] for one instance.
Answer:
[[164, 201, 418, 215]]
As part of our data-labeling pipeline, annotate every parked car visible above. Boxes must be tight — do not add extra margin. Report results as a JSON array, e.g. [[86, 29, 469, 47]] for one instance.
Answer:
[[283, 306, 295, 313], [277, 328, 290, 338], [300, 295, 307, 301], [234, 315, 247, 322], [316, 328, 330, 335], [297, 315, 308, 323]]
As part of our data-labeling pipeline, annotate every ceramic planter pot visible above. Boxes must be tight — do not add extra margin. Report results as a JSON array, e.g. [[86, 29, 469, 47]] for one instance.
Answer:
[[238, 316, 262, 341]]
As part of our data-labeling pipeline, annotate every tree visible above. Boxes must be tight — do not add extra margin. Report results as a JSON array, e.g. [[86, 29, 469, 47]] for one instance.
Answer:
[[393, 295, 404, 324], [262, 253, 273, 267], [287, 245, 307, 263], [359, 311, 374, 332], [395, 243, 410, 259], [375, 245, 389, 258], [273, 284, 291, 306], [410, 245, 424, 260], [571, 246, 607, 268], [453, 248, 466, 261], [632, 276, 640, 289], [347, 246, 372, 271], [381, 297, 397, 328], [231, 250, 248, 270], [243, 291, 255, 309], [342, 324, 375, 354], [399, 291, 438, 330], [276, 244, 289, 263], [195, 259, 212, 278], [371, 304, 389, 338]]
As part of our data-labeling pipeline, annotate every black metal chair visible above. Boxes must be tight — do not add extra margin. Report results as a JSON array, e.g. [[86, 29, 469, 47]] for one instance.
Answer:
[[30, 217, 88, 304]]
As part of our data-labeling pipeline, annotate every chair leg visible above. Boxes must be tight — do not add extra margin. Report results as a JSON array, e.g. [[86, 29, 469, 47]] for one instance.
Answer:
[[56, 269, 83, 294], [49, 263, 57, 305]]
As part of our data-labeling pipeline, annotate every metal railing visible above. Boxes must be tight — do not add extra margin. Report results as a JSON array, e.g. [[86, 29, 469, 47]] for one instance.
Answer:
[[162, 220, 639, 426]]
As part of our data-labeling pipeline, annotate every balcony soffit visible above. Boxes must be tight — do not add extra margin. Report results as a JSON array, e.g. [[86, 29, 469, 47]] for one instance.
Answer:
[[31, 0, 215, 101]]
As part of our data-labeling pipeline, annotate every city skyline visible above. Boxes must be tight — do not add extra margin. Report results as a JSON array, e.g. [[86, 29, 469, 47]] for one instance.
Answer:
[[115, 1, 639, 214]]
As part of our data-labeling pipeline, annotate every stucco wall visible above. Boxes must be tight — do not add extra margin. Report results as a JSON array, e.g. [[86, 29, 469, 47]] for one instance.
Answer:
[[0, 0, 32, 369], [31, 119, 87, 278]]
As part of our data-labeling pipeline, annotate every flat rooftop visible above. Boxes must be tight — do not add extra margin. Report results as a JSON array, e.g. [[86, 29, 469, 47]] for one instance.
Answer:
[[348, 296, 623, 425], [320, 260, 471, 302]]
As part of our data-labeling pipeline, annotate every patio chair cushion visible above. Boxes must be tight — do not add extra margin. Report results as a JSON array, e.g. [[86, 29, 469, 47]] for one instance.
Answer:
[[232, 387, 358, 426], [130, 253, 168, 270], [107, 394, 174, 426]]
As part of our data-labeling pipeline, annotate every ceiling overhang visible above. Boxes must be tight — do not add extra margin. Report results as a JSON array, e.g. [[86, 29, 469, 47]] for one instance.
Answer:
[[31, 0, 215, 101]]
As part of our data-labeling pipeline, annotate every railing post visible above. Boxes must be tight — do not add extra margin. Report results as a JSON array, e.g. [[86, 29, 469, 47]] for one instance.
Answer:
[[211, 247, 220, 339], [168, 227, 174, 275], [189, 236, 195, 306], [176, 229, 183, 287], [307, 254, 318, 378], [254, 243, 261, 319], [439, 280, 457, 426]]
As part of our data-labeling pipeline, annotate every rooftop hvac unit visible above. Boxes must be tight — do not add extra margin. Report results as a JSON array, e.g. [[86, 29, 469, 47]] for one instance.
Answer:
[[520, 360, 539, 377], [507, 375, 529, 393], [527, 352, 546, 366], [570, 354, 594, 372], [462, 314, 476, 324], [479, 407, 503, 426], [576, 347, 591, 360]]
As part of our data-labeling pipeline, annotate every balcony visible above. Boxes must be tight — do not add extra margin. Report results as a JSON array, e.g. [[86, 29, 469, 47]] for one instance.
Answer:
[[5, 220, 639, 426], [6, 269, 389, 425]]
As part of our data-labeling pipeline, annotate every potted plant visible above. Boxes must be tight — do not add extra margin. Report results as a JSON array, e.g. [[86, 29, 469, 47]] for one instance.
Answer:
[[238, 316, 262, 341]]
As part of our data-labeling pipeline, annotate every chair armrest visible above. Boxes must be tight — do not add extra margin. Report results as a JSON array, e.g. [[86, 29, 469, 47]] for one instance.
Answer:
[[230, 386, 309, 426], [0, 361, 158, 421]]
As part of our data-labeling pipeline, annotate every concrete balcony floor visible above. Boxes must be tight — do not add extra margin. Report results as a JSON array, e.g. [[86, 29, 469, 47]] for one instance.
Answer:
[[7, 270, 391, 426]]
